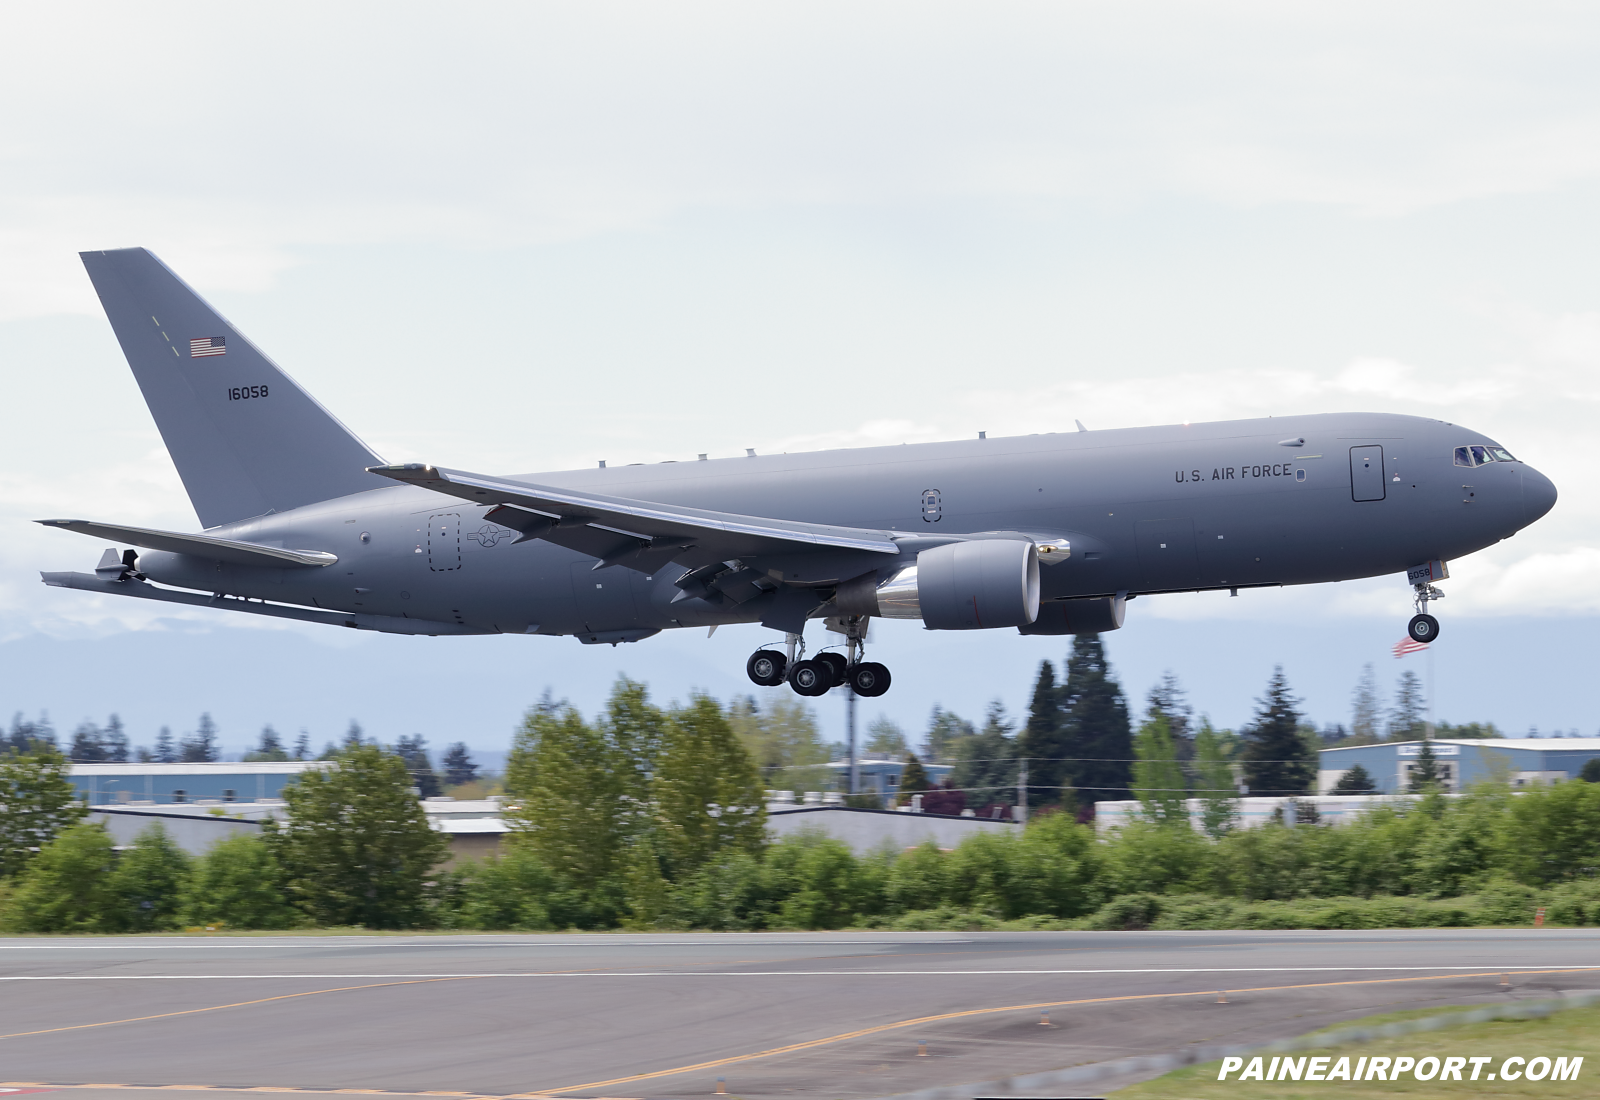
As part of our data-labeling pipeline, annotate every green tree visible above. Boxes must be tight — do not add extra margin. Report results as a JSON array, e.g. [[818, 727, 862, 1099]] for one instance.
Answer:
[[268, 742, 447, 928], [950, 701, 1018, 810], [504, 698, 630, 923], [69, 720, 106, 762], [1145, 672, 1195, 761], [922, 706, 976, 763], [394, 734, 442, 798], [1331, 762, 1378, 794], [1132, 714, 1187, 826], [102, 714, 130, 762], [181, 834, 300, 929], [1350, 663, 1382, 744], [2, 821, 118, 932], [179, 712, 221, 762], [653, 695, 766, 878], [1408, 741, 1441, 791], [441, 742, 478, 787], [1241, 667, 1314, 796], [1193, 720, 1239, 837], [245, 725, 290, 762], [1058, 635, 1133, 804], [727, 694, 827, 791], [1017, 660, 1064, 809], [152, 725, 176, 763], [109, 823, 192, 932], [897, 753, 932, 806], [1389, 670, 1427, 741], [865, 716, 907, 756], [1581, 758, 1600, 784], [0, 744, 86, 878]]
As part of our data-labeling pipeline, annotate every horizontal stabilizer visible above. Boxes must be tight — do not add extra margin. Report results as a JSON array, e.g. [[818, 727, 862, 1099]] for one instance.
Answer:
[[369, 464, 901, 569], [37, 519, 338, 568], [40, 571, 482, 635]]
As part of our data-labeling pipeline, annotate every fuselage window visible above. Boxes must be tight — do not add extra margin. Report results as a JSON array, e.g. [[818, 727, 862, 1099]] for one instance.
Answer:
[[1454, 447, 1473, 467]]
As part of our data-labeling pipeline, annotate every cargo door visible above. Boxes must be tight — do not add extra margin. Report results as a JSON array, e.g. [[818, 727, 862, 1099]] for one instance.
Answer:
[[1349, 446, 1386, 502], [1134, 518, 1200, 591]]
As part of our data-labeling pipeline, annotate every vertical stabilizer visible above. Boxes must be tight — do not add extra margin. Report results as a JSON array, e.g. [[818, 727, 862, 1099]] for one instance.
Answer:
[[80, 248, 384, 528]]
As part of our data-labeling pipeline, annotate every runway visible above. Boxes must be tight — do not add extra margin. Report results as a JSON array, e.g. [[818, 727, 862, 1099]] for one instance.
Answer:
[[4, 930, 1598, 1098]]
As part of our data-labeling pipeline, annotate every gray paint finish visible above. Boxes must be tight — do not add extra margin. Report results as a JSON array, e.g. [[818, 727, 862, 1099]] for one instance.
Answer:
[[42, 249, 1560, 656]]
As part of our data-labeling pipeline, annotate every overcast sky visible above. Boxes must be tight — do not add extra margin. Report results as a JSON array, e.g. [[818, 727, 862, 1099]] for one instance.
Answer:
[[3, 3, 1598, 757]]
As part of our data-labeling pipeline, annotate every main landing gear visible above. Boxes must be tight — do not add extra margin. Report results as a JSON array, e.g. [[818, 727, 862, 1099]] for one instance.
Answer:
[[745, 624, 891, 698]]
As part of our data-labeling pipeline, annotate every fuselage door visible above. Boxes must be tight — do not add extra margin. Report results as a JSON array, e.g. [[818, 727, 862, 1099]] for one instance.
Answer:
[[1349, 446, 1386, 502], [428, 513, 461, 571]]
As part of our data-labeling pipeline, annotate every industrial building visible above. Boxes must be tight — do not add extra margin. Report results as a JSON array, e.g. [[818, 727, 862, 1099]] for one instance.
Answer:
[[68, 761, 330, 805], [1317, 738, 1600, 794]]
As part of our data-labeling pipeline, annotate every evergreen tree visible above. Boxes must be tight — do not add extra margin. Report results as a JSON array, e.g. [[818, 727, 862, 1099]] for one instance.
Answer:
[[1132, 714, 1187, 825], [921, 706, 976, 763], [897, 752, 932, 806], [1241, 667, 1314, 796], [1, 821, 117, 933], [652, 695, 766, 877], [135, 746, 154, 763], [1017, 660, 1064, 808], [1351, 663, 1382, 744], [293, 731, 311, 760], [1193, 720, 1239, 837], [1058, 634, 1133, 804], [7, 712, 57, 754], [109, 823, 192, 932], [246, 725, 289, 762], [1389, 671, 1427, 741], [342, 720, 365, 749], [178, 713, 220, 762], [153, 726, 177, 763], [865, 716, 907, 755], [1408, 740, 1441, 791], [102, 714, 130, 762], [0, 744, 86, 878], [1332, 762, 1378, 793], [1145, 672, 1195, 761], [950, 701, 1018, 810], [266, 742, 447, 928], [441, 742, 478, 788], [69, 720, 105, 762], [181, 834, 300, 929], [393, 734, 442, 798]]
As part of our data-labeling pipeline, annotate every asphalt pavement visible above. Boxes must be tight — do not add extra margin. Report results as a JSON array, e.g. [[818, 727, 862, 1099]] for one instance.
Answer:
[[2, 929, 1598, 1098]]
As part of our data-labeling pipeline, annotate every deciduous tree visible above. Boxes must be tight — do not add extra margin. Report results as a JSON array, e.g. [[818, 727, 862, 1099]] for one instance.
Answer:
[[0, 744, 86, 878], [110, 823, 191, 931]]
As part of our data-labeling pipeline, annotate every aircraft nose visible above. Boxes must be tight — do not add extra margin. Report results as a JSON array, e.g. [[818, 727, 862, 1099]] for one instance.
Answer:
[[1522, 467, 1558, 525]]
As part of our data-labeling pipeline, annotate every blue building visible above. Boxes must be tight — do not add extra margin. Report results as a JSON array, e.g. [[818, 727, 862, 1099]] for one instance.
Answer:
[[69, 762, 331, 805], [1318, 739, 1600, 795], [823, 754, 956, 806]]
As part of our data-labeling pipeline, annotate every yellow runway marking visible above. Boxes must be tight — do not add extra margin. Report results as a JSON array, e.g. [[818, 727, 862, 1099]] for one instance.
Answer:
[[0, 978, 468, 1041], [533, 965, 1600, 1094]]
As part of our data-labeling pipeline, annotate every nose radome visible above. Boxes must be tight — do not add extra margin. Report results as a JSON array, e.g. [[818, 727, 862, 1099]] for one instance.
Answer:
[[1522, 468, 1558, 525]]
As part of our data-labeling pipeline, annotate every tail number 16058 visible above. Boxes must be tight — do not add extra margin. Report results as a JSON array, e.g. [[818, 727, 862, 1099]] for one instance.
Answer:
[[228, 384, 269, 401]]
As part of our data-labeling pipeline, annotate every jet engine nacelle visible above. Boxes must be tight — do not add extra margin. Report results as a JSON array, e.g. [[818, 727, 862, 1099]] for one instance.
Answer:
[[838, 539, 1040, 629]]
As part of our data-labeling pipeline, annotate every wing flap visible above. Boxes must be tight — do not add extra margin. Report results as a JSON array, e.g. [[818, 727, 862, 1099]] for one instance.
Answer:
[[370, 464, 901, 566], [37, 519, 338, 568]]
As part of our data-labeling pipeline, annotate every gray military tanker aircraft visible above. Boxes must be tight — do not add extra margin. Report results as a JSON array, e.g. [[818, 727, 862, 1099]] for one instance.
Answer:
[[40, 248, 1558, 697]]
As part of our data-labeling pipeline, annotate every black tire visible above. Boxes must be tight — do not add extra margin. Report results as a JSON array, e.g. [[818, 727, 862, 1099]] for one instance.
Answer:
[[1408, 613, 1441, 644], [850, 661, 892, 697], [815, 652, 848, 687], [788, 659, 831, 696], [746, 650, 787, 687]]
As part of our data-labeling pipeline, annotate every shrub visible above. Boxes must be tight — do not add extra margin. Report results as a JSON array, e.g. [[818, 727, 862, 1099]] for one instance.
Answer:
[[110, 823, 191, 932], [182, 833, 301, 930], [2, 821, 118, 932]]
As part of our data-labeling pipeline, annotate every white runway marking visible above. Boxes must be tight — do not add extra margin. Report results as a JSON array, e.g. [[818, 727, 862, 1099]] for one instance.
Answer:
[[3, 965, 1595, 980]]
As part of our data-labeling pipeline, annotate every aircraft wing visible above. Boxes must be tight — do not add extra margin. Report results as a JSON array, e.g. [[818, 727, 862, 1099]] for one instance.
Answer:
[[368, 463, 901, 573], [36, 519, 339, 568]]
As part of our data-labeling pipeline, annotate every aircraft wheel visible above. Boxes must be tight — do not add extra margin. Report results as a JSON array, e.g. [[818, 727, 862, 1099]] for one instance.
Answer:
[[1407, 614, 1440, 644], [788, 659, 831, 696], [815, 652, 848, 687], [746, 650, 787, 687], [849, 661, 892, 697]]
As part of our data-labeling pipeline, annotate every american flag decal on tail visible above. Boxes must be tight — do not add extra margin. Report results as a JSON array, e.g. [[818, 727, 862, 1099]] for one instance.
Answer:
[[190, 336, 226, 358]]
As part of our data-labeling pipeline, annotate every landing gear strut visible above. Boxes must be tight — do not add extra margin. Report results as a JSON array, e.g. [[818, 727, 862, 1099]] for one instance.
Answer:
[[1408, 581, 1445, 644], [742, 618, 892, 697]]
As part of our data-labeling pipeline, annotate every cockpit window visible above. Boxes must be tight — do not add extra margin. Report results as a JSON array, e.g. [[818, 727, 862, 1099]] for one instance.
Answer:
[[1454, 444, 1518, 467]]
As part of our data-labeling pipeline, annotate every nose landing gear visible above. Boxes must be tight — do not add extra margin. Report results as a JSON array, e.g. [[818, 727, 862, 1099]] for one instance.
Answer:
[[1407, 581, 1445, 644], [742, 619, 893, 697]]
